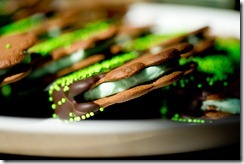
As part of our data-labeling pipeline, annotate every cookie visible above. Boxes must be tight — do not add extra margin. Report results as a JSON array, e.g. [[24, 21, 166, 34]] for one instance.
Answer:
[[56, 54, 105, 77], [50, 44, 194, 121], [161, 35, 240, 121], [27, 20, 118, 80], [0, 33, 37, 86], [121, 26, 210, 54]]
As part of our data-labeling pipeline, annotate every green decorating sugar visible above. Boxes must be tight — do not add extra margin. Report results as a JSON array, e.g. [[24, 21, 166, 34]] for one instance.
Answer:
[[171, 113, 208, 124], [5, 43, 10, 49], [29, 20, 112, 56], [122, 33, 184, 51], [1, 84, 11, 97], [0, 13, 45, 36], [180, 55, 235, 85], [193, 55, 234, 82], [215, 37, 240, 65]]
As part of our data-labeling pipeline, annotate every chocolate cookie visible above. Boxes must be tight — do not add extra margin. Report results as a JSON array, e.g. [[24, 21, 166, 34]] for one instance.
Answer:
[[0, 33, 37, 86], [50, 44, 194, 121], [27, 20, 118, 81]]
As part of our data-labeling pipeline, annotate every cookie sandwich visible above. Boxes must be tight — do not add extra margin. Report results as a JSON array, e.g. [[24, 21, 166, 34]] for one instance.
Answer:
[[27, 20, 118, 81], [161, 35, 240, 121], [0, 33, 37, 86], [49, 43, 194, 121]]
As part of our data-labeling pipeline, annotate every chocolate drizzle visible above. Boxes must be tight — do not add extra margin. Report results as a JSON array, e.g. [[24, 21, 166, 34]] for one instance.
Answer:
[[53, 73, 106, 119]]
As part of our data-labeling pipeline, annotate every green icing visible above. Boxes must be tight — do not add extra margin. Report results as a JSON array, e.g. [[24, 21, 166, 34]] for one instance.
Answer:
[[0, 13, 45, 36], [83, 63, 173, 101], [29, 20, 112, 56]]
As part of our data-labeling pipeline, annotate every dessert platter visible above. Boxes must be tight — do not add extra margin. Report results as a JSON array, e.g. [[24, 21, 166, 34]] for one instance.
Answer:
[[0, 0, 240, 157]]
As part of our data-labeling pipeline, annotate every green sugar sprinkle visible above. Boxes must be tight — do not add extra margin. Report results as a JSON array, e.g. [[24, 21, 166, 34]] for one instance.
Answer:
[[0, 13, 45, 36], [5, 43, 10, 49], [1, 84, 11, 97], [48, 51, 138, 95], [180, 55, 235, 85], [215, 37, 240, 65], [122, 33, 184, 51], [29, 20, 112, 56], [171, 113, 207, 124]]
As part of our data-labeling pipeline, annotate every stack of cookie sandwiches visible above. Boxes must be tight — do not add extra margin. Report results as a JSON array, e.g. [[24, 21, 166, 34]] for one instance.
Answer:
[[0, 1, 240, 123]]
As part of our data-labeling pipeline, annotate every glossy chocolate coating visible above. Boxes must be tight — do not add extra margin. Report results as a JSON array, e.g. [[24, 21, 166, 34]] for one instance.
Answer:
[[69, 73, 105, 102], [53, 73, 106, 119]]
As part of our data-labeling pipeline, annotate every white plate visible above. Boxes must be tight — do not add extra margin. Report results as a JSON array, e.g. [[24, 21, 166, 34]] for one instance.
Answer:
[[0, 2, 240, 157]]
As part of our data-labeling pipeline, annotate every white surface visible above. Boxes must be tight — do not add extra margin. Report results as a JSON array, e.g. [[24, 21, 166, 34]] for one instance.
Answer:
[[0, 2, 240, 157]]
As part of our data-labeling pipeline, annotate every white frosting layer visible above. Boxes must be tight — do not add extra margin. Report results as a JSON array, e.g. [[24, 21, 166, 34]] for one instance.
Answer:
[[84, 64, 172, 101], [201, 98, 240, 114]]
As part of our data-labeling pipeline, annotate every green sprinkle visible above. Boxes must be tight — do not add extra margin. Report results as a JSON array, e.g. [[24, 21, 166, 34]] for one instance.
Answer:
[[81, 115, 86, 120], [1, 84, 11, 97], [29, 20, 112, 56], [5, 43, 11, 49], [99, 107, 104, 112], [52, 113, 57, 118], [90, 112, 94, 116], [61, 98, 66, 103], [0, 13, 45, 36], [123, 32, 184, 51], [174, 113, 179, 119], [51, 104, 56, 110], [198, 84, 202, 88], [86, 113, 90, 118], [223, 81, 228, 86], [74, 117, 81, 121], [69, 112, 74, 117], [49, 97, 53, 102], [160, 106, 168, 115], [58, 101, 62, 105], [188, 119, 192, 123]]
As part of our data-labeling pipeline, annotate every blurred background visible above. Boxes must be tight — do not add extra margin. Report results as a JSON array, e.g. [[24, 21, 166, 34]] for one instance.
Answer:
[[155, 0, 239, 10]]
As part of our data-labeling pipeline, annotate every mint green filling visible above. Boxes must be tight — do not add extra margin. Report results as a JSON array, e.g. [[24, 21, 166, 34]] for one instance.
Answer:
[[28, 20, 112, 56], [83, 63, 173, 101], [0, 13, 45, 36], [201, 98, 240, 114]]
